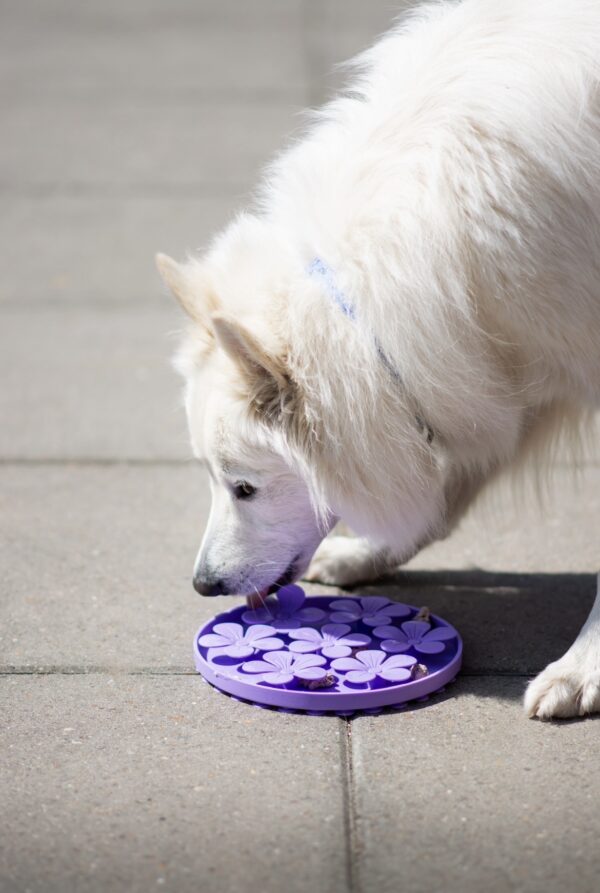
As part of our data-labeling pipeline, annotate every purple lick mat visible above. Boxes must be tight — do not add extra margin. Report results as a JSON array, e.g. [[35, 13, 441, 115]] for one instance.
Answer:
[[193, 585, 462, 715]]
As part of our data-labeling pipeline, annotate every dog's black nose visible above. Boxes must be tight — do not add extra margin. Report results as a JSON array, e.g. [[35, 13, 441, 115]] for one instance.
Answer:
[[193, 576, 227, 597]]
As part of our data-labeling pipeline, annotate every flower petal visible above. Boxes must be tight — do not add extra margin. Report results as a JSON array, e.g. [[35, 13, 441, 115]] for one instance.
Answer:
[[223, 644, 254, 659], [270, 617, 301, 631], [198, 633, 230, 648], [295, 666, 328, 682], [254, 637, 284, 651], [346, 669, 375, 683], [321, 623, 351, 639], [379, 667, 412, 682], [297, 607, 327, 622], [241, 607, 273, 625], [288, 627, 322, 643], [414, 641, 445, 654], [356, 650, 386, 670], [380, 639, 410, 654], [425, 627, 456, 641], [379, 603, 412, 619], [401, 620, 431, 639], [322, 643, 352, 659], [361, 596, 390, 612], [288, 640, 320, 654], [262, 651, 293, 671], [383, 654, 417, 669], [331, 598, 361, 613], [212, 622, 243, 642], [372, 625, 404, 641], [293, 653, 327, 670], [329, 611, 359, 624], [330, 657, 363, 672], [245, 624, 279, 642], [337, 633, 371, 648], [241, 660, 272, 674], [264, 671, 293, 685], [276, 584, 305, 615]]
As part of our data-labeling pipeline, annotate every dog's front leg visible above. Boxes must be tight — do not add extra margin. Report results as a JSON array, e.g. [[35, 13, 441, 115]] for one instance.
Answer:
[[303, 536, 397, 587], [524, 573, 600, 719]]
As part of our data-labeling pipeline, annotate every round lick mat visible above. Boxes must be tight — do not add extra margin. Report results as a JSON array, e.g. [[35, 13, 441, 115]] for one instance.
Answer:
[[193, 585, 462, 716]]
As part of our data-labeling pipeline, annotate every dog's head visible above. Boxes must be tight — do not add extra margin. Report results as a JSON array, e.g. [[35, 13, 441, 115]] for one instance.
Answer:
[[157, 220, 332, 597], [158, 216, 449, 597]]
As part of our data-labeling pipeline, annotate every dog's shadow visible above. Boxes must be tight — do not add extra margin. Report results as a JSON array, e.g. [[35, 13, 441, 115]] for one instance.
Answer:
[[343, 569, 597, 706]]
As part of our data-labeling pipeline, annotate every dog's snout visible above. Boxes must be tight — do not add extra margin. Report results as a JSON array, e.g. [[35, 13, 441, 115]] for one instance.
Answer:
[[193, 574, 228, 597]]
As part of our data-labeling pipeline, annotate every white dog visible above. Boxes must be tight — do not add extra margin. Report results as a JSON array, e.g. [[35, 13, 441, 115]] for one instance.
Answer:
[[157, 0, 600, 719]]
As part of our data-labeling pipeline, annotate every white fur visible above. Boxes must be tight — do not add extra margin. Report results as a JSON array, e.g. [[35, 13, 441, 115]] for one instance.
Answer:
[[159, 0, 600, 717]]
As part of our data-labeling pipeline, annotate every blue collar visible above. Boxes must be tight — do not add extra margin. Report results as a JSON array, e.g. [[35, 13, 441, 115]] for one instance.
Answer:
[[307, 257, 356, 320], [308, 255, 401, 382], [307, 256, 434, 444]]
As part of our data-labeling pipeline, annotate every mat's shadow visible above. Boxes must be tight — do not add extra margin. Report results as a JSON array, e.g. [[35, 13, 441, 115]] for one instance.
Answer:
[[345, 570, 596, 704]]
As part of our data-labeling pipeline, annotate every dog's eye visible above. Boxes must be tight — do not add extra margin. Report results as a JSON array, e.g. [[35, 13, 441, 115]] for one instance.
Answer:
[[233, 481, 257, 500]]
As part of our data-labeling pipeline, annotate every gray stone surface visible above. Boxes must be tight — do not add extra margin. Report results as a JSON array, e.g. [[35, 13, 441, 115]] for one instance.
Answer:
[[350, 677, 600, 893], [1, 1, 308, 102], [0, 195, 240, 305], [0, 465, 209, 668], [0, 306, 189, 460], [0, 675, 347, 893], [1, 101, 301, 194]]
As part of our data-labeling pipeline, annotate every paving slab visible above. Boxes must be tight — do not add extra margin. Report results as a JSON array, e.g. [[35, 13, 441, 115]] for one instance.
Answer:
[[350, 676, 600, 893], [0, 674, 346, 893], [1, 101, 302, 194], [1, 464, 212, 668], [0, 464, 340, 669], [0, 195, 240, 306], [1, 0, 307, 102], [0, 306, 188, 460], [2, 0, 305, 31]]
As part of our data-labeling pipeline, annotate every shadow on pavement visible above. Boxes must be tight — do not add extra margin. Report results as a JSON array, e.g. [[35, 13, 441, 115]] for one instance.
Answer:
[[347, 570, 597, 682]]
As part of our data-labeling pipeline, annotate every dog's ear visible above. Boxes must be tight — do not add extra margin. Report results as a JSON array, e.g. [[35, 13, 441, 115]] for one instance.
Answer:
[[155, 253, 216, 329], [211, 313, 288, 394]]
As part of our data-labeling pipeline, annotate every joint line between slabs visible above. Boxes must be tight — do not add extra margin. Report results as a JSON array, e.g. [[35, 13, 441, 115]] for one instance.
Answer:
[[339, 717, 361, 893], [0, 666, 196, 676], [0, 667, 536, 677]]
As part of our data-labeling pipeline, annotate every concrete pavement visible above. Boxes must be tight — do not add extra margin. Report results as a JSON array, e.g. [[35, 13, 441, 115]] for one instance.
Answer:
[[1, 3, 599, 892]]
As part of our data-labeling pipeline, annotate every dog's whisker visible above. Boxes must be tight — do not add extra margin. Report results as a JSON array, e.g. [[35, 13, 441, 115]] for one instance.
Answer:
[[250, 584, 273, 618]]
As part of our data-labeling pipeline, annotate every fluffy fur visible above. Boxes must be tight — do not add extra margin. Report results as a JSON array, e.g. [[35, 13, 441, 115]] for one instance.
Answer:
[[158, 0, 600, 718]]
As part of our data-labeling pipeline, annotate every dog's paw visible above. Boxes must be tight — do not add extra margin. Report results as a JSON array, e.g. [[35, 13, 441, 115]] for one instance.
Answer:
[[304, 537, 386, 587], [524, 660, 600, 720]]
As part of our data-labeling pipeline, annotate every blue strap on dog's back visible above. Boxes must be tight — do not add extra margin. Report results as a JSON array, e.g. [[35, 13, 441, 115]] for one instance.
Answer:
[[307, 256, 401, 382], [307, 256, 434, 444], [307, 256, 356, 320]]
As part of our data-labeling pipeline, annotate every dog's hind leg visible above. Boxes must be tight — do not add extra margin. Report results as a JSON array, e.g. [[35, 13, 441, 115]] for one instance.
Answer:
[[303, 536, 398, 587], [524, 573, 600, 719]]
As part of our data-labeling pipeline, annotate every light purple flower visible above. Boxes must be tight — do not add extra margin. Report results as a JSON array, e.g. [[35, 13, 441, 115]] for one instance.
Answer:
[[288, 623, 371, 659], [198, 623, 283, 660], [331, 650, 417, 683], [241, 651, 327, 686], [241, 584, 326, 630], [329, 596, 411, 627], [373, 620, 456, 655]]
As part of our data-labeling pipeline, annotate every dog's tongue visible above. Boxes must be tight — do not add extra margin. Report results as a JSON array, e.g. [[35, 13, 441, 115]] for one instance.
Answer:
[[246, 588, 269, 610]]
